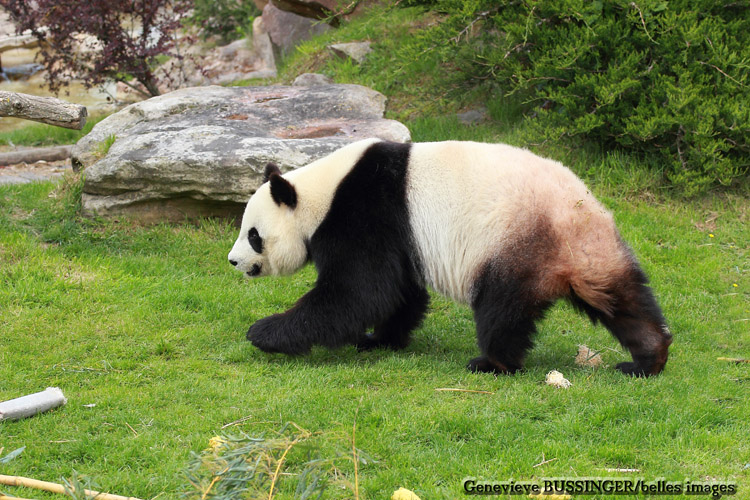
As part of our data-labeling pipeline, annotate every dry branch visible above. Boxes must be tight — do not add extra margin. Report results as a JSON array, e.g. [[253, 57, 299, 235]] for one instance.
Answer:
[[0, 91, 86, 130], [0, 145, 72, 166], [0, 475, 142, 500]]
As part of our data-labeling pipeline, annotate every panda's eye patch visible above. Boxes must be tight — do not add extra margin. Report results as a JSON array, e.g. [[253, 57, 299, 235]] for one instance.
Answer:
[[248, 227, 263, 253]]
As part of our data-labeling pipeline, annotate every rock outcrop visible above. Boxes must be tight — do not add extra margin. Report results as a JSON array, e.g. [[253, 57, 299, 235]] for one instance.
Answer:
[[72, 84, 410, 222], [270, 0, 342, 21], [262, 2, 331, 55]]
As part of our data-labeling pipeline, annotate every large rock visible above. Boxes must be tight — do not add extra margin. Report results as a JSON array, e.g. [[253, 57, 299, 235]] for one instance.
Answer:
[[270, 0, 341, 21], [72, 84, 410, 222], [262, 2, 330, 55]]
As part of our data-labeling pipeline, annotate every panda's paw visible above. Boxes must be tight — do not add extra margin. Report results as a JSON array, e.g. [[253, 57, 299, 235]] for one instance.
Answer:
[[467, 356, 519, 375], [615, 361, 648, 377], [247, 315, 310, 355], [354, 333, 384, 352]]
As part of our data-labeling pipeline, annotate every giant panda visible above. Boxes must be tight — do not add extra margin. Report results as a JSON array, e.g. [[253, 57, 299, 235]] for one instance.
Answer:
[[228, 139, 672, 376]]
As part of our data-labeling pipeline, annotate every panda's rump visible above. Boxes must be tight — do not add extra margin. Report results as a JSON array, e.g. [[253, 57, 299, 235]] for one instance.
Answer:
[[406, 141, 631, 307]]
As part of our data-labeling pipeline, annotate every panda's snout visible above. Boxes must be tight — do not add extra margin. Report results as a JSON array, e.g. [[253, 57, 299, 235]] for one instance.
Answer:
[[248, 263, 262, 277], [229, 259, 238, 267]]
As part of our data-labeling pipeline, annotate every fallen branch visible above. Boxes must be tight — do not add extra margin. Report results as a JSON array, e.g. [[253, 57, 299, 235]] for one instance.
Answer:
[[1, 495, 38, 500], [435, 388, 495, 395], [0, 91, 86, 130], [0, 475, 142, 500], [0, 145, 72, 166], [717, 357, 750, 363]]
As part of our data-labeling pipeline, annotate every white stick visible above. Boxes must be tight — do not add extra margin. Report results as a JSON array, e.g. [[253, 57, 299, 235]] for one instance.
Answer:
[[0, 387, 67, 421]]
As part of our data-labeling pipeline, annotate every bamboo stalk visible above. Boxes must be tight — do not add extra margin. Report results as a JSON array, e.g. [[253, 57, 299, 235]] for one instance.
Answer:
[[1, 495, 39, 500], [0, 475, 143, 500], [435, 388, 495, 395], [717, 357, 749, 363]]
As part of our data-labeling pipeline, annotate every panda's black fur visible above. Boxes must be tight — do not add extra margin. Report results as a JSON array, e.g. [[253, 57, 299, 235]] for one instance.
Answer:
[[233, 140, 672, 376], [246, 142, 430, 355]]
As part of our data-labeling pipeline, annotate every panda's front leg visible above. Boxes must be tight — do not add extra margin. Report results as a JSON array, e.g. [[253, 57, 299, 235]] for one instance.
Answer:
[[246, 283, 366, 355]]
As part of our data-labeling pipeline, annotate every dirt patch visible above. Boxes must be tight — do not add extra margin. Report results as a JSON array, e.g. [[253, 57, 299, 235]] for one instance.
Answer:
[[0, 159, 72, 185]]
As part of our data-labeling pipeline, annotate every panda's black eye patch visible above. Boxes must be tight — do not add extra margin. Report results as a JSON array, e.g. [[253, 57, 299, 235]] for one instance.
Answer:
[[248, 227, 263, 253]]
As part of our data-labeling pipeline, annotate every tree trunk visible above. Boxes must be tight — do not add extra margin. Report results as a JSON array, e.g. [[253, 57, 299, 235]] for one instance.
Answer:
[[0, 91, 87, 130]]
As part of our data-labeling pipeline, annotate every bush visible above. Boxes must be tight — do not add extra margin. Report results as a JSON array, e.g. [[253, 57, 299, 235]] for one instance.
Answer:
[[399, 0, 750, 194], [188, 0, 261, 41], [0, 0, 192, 97]]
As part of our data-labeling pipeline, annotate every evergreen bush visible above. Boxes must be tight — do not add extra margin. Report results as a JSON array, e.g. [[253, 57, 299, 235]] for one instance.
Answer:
[[188, 0, 261, 41], [400, 0, 749, 194]]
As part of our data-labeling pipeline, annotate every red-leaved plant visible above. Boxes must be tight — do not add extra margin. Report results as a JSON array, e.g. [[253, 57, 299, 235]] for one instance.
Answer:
[[1, 0, 193, 97]]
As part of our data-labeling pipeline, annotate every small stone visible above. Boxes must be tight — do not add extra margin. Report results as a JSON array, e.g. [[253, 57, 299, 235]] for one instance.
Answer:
[[392, 488, 421, 500], [457, 108, 488, 125], [293, 73, 332, 86], [545, 370, 572, 389], [329, 41, 372, 63]]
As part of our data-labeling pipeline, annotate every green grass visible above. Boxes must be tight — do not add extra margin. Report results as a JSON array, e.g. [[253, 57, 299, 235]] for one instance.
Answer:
[[0, 156, 748, 499], [1, 5, 748, 498], [0, 115, 107, 148]]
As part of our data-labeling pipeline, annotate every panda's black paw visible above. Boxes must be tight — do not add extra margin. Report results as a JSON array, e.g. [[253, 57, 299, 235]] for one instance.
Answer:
[[615, 361, 648, 377], [354, 333, 385, 352], [355, 332, 411, 352], [467, 356, 519, 375], [247, 315, 310, 356]]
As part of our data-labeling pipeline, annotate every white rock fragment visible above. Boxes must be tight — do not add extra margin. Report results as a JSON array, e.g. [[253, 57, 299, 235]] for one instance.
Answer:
[[545, 370, 572, 389], [0, 387, 67, 421]]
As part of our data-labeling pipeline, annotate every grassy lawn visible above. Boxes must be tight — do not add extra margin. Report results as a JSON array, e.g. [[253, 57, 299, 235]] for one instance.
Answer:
[[1, 129, 748, 499], [1, 5, 748, 498]]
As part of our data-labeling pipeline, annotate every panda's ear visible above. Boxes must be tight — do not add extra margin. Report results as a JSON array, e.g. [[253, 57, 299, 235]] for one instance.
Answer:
[[268, 172, 298, 209], [263, 163, 282, 184]]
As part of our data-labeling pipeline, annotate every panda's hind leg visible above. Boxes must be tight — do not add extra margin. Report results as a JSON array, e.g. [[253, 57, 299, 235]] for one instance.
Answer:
[[468, 263, 552, 374], [570, 262, 672, 376], [356, 283, 429, 351]]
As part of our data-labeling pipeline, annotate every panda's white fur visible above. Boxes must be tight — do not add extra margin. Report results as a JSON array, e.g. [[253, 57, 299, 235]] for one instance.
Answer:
[[229, 139, 672, 376], [229, 139, 380, 276], [406, 142, 630, 310]]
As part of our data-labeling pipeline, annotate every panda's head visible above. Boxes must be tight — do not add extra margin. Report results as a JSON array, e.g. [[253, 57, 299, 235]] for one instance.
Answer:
[[228, 163, 307, 277]]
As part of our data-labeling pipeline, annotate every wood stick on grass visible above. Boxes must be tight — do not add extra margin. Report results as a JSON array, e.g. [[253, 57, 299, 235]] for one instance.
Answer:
[[717, 357, 750, 363], [267, 425, 311, 500], [435, 388, 495, 395], [352, 396, 364, 500], [0, 474, 143, 500]]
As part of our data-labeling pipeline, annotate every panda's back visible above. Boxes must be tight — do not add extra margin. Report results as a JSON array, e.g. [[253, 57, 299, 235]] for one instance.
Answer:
[[406, 141, 619, 303]]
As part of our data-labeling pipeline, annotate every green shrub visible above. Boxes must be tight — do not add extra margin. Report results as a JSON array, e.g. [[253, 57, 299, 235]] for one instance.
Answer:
[[187, 0, 260, 41], [396, 0, 750, 194]]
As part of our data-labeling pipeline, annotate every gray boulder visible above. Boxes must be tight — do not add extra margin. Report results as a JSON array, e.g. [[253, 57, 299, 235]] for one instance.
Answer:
[[72, 84, 410, 222], [262, 2, 330, 55], [270, 0, 341, 21]]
